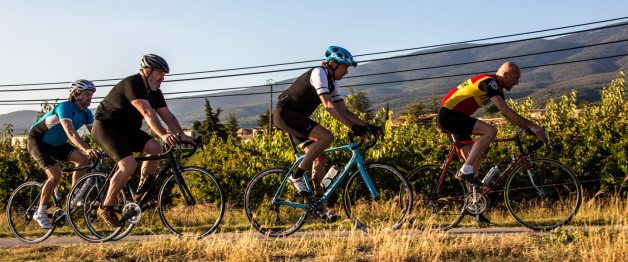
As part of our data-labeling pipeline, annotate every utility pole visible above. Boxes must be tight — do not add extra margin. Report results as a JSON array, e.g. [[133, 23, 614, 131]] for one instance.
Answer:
[[267, 79, 275, 135]]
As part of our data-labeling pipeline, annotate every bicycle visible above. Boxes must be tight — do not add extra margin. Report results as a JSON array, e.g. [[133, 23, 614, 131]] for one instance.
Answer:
[[6, 153, 107, 244], [244, 131, 413, 237], [408, 128, 581, 231], [66, 139, 225, 242]]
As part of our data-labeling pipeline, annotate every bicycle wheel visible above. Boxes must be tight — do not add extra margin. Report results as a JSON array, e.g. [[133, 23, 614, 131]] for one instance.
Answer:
[[244, 168, 307, 237], [343, 163, 413, 231], [407, 165, 466, 231], [6, 182, 54, 244], [505, 158, 581, 231], [66, 173, 130, 242], [158, 166, 225, 238]]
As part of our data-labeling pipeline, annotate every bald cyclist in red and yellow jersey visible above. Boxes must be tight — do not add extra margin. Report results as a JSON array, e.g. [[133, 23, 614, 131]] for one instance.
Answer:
[[437, 62, 546, 186]]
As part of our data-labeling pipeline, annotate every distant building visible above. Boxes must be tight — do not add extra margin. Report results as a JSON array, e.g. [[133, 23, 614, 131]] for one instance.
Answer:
[[237, 128, 263, 139], [11, 134, 27, 149]]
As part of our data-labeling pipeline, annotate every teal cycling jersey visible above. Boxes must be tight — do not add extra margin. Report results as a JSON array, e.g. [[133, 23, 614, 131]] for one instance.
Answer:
[[29, 101, 94, 146]]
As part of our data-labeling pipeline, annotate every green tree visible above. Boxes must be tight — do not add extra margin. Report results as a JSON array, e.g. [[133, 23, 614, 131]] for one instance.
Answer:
[[193, 98, 226, 141], [36, 101, 55, 120], [402, 99, 426, 123], [429, 92, 440, 114], [345, 88, 373, 120], [257, 110, 272, 131], [224, 112, 239, 136]]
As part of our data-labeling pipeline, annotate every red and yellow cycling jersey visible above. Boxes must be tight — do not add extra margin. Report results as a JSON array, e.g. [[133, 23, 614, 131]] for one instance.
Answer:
[[441, 74, 504, 116]]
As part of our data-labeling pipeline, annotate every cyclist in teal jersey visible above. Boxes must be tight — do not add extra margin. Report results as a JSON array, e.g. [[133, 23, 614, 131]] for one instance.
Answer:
[[27, 79, 100, 229]]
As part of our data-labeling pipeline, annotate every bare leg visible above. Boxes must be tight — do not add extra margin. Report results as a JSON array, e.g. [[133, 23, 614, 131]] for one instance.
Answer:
[[309, 152, 327, 196], [298, 125, 333, 170], [68, 150, 89, 187], [39, 166, 62, 207], [103, 156, 136, 206], [140, 139, 163, 180], [463, 120, 497, 170]]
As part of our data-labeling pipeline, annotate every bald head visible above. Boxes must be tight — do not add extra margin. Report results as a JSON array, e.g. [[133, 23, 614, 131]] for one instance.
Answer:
[[496, 62, 521, 91]]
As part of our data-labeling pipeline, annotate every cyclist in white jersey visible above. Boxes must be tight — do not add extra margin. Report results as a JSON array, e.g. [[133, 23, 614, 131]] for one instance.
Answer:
[[274, 46, 381, 221]]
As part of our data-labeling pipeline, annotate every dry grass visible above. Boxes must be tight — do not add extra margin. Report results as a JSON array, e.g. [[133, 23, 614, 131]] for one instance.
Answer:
[[2, 195, 628, 261]]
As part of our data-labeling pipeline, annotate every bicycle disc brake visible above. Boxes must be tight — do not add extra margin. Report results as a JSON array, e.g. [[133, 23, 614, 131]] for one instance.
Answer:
[[464, 192, 487, 215], [122, 203, 142, 224]]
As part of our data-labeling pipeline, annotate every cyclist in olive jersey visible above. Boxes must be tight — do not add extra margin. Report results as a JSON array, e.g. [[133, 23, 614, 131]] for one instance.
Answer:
[[27, 79, 100, 229], [274, 46, 381, 222], [437, 62, 546, 222], [91, 54, 196, 227]]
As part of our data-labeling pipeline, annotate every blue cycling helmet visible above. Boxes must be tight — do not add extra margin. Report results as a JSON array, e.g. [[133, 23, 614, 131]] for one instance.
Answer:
[[325, 46, 358, 67]]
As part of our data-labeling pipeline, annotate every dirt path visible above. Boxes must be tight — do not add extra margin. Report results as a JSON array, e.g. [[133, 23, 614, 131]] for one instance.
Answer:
[[0, 227, 554, 247]]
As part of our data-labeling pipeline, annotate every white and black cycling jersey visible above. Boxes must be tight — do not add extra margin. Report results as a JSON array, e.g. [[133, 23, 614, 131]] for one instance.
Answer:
[[277, 67, 344, 116]]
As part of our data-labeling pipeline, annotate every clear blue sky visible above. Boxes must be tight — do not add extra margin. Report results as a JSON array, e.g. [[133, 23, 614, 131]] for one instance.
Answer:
[[1, 1, 627, 115]]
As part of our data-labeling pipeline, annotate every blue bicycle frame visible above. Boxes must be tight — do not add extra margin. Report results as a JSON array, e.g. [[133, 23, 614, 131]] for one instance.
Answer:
[[272, 134, 379, 210]]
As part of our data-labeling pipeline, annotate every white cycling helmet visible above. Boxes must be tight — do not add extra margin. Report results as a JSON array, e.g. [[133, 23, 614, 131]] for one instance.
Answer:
[[70, 79, 96, 93]]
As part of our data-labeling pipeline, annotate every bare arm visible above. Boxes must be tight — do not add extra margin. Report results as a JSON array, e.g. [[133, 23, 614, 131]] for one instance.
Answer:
[[491, 96, 545, 141], [320, 95, 365, 128], [155, 107, 195, 143], [60, 119, 99, 158], [154, 107, 183, 134], [131, 99, 168, 136], [130, 99, 179, 146]]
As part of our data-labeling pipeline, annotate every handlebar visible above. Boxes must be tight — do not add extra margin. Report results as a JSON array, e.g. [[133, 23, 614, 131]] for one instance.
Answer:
[[348, 131, 379, 151], [514, 127, 549, 153], [61, 152, 108, 173], [166, 137, 203, 158]]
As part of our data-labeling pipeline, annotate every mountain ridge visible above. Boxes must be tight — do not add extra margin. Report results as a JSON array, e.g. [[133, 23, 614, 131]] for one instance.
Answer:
[[2, 25, 627, 131]]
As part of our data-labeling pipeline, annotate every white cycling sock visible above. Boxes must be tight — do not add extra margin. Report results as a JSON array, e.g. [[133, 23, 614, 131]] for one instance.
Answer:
[[460, 164, 474, 174], [37, 205, 47, 216]]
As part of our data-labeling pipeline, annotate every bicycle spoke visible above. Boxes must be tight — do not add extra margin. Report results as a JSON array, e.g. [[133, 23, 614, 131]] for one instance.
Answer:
[[159, 166, 224, 238], [343, 163, 412, 232], [6, 182, 55, 244], [505, 159, 581, 230], [407, 165, 466, 231], [66, 173, 128, 242], [245, 168, 306, 237]]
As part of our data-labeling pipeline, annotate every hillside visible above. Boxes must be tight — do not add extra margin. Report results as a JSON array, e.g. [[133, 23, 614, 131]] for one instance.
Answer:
[[166, 24, 628, 127], [0, 110, 40, 134], [1, 24, 627, 130]]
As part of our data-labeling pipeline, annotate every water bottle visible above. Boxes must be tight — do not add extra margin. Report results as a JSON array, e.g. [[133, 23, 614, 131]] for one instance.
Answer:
[[70, 177, 92, 208], [482, 165, 499, 187], [321, 165, 340, 189]]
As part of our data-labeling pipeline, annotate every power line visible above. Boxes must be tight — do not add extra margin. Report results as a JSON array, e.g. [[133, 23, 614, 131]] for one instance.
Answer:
[[1, 53, 625, 105], [1, 17, 627, 88], [1, 37, 625, 102], [2, 32, 627, 95]]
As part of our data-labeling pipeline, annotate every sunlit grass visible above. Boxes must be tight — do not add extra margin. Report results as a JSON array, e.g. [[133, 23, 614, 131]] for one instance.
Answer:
[[2, 195, 628, 260]]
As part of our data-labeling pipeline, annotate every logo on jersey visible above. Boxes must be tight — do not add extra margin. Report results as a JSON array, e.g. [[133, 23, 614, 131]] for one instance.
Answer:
[[489, 80, 499, 91]]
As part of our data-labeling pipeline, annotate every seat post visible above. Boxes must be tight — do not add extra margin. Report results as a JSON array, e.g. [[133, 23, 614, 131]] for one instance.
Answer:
[[287, 134, 299, 155]]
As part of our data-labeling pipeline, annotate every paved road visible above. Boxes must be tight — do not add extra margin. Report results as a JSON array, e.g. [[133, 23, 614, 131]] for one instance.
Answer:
[[0, 227, 563, 247]]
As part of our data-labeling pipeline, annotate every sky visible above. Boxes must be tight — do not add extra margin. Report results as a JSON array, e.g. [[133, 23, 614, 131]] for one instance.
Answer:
[[1, 1, 628, 115]]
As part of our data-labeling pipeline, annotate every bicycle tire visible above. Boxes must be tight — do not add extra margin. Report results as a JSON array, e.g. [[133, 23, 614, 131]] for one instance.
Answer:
[[6, 181, 55, 244], [407, 165, 466, 231], [505, 158, 582, 231], [343, 163, 413, 232], [244, 168, 307, 237], [158, 166, 225, 238], [66, 173, 131, 242]]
